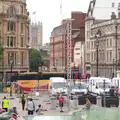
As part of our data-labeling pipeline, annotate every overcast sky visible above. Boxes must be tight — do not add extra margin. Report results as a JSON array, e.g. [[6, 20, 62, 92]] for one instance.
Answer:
[[26, 0, 90, 44]]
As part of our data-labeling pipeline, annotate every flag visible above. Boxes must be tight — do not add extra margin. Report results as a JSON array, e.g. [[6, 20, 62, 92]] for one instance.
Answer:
[[32, 11, 36, 14]]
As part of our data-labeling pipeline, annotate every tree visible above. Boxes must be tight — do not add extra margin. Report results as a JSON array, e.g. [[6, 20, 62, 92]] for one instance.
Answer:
[[29, 48, 44, 72]]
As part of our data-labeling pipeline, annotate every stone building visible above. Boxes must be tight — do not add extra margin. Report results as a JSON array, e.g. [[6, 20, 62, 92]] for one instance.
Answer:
[[85, 13, 120, 77], [85, 0, 120, 77], [50, 12, 86, 72], [30, 22, 43, 48], [0, 0, 29, 83]]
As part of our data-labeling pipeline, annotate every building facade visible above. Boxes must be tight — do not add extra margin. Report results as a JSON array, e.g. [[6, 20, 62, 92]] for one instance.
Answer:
[[0, 0, 29, 84], [74, 41, 85, 73], [88, 0, 120, 19], [85, 0, 120, 77], [50, 12, 86, 72], [85, 13, 120, 77], [30, 22, 43, 48]]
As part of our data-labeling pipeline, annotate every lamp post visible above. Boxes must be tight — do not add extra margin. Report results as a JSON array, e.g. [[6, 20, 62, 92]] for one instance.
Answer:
[[95, 29, 102, 77], [9, 55, 14, 97], [112, 59, 115, 78]]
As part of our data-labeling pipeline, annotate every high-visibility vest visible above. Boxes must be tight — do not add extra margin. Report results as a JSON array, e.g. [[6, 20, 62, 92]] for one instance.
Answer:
[[2, 99, 9, 108]]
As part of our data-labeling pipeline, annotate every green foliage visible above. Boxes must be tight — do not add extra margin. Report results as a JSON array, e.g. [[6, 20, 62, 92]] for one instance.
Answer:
[[29, 48, 44, 72]]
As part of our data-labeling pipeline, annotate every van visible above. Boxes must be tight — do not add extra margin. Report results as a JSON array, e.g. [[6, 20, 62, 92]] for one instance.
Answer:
[[49, 77, 67, 95]]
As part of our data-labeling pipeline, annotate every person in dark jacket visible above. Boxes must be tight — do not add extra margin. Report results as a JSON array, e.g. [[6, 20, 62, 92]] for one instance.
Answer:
[[20, 93, 26, 111], [109, 86, 115, 96]]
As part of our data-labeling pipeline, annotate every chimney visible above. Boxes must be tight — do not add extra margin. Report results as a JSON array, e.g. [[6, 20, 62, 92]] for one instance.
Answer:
[[111, 12, 116, 19]]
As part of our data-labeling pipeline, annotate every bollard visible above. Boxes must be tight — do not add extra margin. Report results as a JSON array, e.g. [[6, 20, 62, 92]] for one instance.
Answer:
[[50, 96, 57, 110], [97, 96, 102, 107], [119, 96, 120, 107], [72, 95, 78, 109]]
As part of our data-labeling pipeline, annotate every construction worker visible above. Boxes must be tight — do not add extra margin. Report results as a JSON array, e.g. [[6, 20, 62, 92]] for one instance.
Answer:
[[2, 96, 9, 112]]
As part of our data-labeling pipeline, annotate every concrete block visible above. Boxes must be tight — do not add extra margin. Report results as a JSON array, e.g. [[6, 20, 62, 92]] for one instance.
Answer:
[[97, 96, 102, 106]]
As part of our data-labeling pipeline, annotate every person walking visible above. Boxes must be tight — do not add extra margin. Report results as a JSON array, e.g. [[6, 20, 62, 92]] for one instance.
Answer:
[[2, 97, 9, 112], [58, 94, 64, 112], [115, 87, 119, 96], [27, 98, 35, 115], [20, 93, 26, 111]]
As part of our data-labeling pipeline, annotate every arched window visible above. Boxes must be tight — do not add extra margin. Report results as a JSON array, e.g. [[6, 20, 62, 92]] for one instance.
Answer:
[[7, 21, 16, 31], [7, 6, 16, 18]]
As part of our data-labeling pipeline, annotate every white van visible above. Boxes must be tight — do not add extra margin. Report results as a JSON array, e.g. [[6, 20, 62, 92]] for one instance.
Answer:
[[112, 77, 120, 87], [88, 77, 111, 94], [49, 77, 67, 95], [71, 82, 88, 95]]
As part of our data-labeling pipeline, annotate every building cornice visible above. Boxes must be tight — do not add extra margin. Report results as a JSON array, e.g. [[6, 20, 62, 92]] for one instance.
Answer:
[[0, 0, 26, 6]]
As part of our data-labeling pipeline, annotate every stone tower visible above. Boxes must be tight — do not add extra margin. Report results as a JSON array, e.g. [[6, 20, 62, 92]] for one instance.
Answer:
[[0, 0, 29, 84]]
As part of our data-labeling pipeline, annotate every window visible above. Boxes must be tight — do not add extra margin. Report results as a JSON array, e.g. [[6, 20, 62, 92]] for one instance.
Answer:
[[7, 6, 16, 18], [20, 5, 24, 14], [118, 3, 120, 7], [7, 37, 9, 47], [7, 22, 16, 31], [7, 36, 16, 47], [14, 53, 16, 64], [110, 51, 112, 62], [110, 39, 112, 47], [87, 53, 90, 62], [107, 51, 109, 62], [76, 53, 80, 55], [21, 37, 23, 47], [107, 39, 109, 47], [8, 52, 10, 65], [8, 52, 16, 65], [112, 2, 115, 7], [10, 37, 13, 47], [14, 37, 16, 47], [75, 48, 80, 50], [21, 23, 23, 33], [21, 52, 24, 65]]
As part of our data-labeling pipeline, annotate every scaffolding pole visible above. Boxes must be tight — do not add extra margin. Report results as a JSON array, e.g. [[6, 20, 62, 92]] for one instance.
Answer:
[[66, 19, 72, 111]]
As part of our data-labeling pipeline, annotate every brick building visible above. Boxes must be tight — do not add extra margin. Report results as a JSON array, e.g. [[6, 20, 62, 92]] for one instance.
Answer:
[[50, 12, 86, 72]]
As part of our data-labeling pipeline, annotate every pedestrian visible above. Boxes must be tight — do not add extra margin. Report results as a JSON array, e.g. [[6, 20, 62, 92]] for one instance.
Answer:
[[36, 104, 44, 115], [85, 97, 91, 110], [20, 93, 26, 111], [58, 94, 64, 112], [115, 86, 119, 96], [2, 96, 9, 112], [27, 98, 35, 115]]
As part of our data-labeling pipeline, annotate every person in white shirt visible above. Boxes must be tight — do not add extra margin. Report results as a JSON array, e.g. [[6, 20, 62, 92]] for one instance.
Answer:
[[27, 98, 35, 115], [36, 104, 47, 115]]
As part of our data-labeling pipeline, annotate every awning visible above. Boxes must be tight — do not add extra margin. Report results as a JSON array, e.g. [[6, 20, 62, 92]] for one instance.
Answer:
[[72, 31, 80, 39]]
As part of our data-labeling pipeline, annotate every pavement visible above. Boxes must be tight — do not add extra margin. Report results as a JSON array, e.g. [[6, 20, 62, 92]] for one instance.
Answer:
[[0, 93, 84, 120]]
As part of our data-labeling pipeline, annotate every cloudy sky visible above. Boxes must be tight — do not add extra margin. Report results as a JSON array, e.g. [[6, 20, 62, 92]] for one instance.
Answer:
[[26, 0, 90, 44]]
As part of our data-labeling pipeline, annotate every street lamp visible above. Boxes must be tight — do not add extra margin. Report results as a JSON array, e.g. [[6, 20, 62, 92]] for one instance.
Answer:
[[112, 59, 115, 78], [95, 29, 102, 77], [9, 55, 14, 97]]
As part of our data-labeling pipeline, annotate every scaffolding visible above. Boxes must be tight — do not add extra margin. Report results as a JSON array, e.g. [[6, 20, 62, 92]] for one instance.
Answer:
[[66, 19, 72, 111]]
